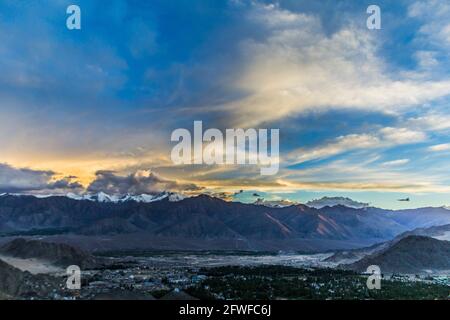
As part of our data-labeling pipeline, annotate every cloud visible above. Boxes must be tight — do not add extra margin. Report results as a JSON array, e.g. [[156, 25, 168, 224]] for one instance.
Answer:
[[271, 154, 450, 194], [408, 113, 450, 132], [204, 191, 236, 202], [379, 127, 427, 144], [408, 0, 450, 47], [207, 3, 450, 127], [382, 159, 410, 166], [87, 169, 202, 195], [274, 179, 450, 193], [429, 143, 450, 152], [415, 51, 439, 69], [288, 134, 380, 164], [288, 127, 426, 164], [0, 163, 82, 194], [2, 1, 450, 204]]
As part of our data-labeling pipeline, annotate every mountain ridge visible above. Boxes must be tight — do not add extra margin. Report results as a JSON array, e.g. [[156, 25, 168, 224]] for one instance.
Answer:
[[0, 194, 449, 252]]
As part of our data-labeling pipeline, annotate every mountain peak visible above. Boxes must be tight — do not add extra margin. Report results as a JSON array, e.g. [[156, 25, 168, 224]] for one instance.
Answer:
[[253, 198, 297, 208], [66, 191, 187, 203], [306, 197, 369, 209]]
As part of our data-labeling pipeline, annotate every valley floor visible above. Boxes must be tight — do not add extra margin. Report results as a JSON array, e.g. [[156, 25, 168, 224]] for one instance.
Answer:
[[1, 251, 448, 300]]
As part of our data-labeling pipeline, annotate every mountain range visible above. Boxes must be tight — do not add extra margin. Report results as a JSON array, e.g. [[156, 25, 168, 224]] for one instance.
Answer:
[[0, 193, 449, 252], [63, 191, 185, 203]]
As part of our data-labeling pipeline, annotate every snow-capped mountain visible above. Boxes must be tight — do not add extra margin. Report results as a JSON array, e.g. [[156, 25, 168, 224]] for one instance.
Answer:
[[66, 192, 116, 202], [253, 198, 297, 208], [167, 192, 186, 202], [306, 197, 369, 209], [66, 191, 187, 203]]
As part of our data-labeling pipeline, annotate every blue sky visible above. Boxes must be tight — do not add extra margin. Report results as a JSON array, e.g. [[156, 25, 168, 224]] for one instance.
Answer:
[[1, 0, 450, 209]]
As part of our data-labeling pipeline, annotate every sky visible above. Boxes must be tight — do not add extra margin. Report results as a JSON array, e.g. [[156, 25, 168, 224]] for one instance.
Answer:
[[1, 0, 450, 209]]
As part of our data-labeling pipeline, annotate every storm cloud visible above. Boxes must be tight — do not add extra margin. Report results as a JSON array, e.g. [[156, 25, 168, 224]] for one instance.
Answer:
[[87, 170, 202, 195], [0, 163, 83, 194]]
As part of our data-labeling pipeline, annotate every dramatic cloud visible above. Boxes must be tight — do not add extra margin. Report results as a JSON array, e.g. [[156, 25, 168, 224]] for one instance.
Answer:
[[212, 3, 450, 127], [87, 170, 202, 195], [2, 1, 450, 208], [0, 163, 82, 194]]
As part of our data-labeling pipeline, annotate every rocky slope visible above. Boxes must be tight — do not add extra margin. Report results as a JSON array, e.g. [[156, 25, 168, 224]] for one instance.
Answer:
[[0, 259, 60, 299], [0, 238, 99, 269], [342, 235, 450, 274]]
